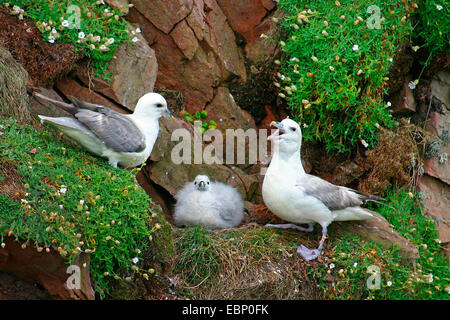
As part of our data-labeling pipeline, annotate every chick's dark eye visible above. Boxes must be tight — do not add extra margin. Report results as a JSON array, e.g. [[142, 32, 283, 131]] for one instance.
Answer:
[[194, 182, 197, 185], [156, 103, 164, 108], [291, 127, 296, 131], [207, 182, 210, 184]]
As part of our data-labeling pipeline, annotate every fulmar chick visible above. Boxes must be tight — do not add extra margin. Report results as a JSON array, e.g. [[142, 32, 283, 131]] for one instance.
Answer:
[[174, 175, 244, 229]]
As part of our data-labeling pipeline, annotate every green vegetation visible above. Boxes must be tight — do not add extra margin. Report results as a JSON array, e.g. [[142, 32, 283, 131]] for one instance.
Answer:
[[1, 0, 134, 80], [180, 110, 218, 134], [174, 225, 221, 285], [0, 118, 161, 298], [309, 188, 449, 299], [175, 189, 449, 299], [414, 0, 449, 61], [276, 0, 415, 152]]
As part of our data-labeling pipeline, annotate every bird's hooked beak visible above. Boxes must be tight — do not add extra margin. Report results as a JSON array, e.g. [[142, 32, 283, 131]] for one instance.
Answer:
[[268, 121, 285, 141], [164, 107, 173, 120]]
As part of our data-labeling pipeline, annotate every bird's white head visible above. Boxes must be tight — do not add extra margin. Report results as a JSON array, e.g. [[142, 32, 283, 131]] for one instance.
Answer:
[[268, 118, 303, 156], [134, 93, 172, 119], [193, 175, 211, 191]]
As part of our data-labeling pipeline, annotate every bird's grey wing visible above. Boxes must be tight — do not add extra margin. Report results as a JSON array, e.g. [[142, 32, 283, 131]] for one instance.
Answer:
[[68, 96, 104, 111], [295, 175, 365, 211], [74, 109, 146, 153]]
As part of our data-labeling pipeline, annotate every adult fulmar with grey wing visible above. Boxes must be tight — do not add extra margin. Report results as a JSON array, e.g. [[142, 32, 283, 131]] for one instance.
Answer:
[[35, 92, 172, 168], [262, 118, 384, 261]]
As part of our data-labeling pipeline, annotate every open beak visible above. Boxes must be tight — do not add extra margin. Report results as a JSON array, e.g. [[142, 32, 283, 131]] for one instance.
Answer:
[[268, 121, 285, 140]]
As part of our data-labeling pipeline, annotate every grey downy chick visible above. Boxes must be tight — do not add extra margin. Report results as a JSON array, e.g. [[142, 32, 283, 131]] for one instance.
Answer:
[[174, 175, 244, 229]]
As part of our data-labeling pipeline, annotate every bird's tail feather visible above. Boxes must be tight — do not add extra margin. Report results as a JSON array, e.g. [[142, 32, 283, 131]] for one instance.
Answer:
[[34, 92, 78, 115]]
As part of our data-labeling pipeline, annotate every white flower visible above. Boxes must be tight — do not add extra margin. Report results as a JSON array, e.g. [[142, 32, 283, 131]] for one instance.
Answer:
[[412, 45, 420, 52], [51, 28, 58, 34], [329, 66, 335, 71], [60, 187, 67, 194], [408, 80, 419, 90], [79, 199, 85, 205], [329, 263, 335, 269], [107, 38, 115, 45], [425, 274, 434, 283], [353, 44, 359, 51], [48, 35, 56, 43], [61, 20, 69, 27], [99, 44, 109, 51], [78, 32, 85, 39], [387, 281, 392, 287], [321, 30, 329, 36], [353, 262, 358, 268], [132, 257, 139, 264], [436, 5, 443, 10], [388, 57, 393, 62], [361, 139, 369, 148], [135, 27, 141, 33], [132, 37, 139, 43], [387, 101, 391, 107], [92, 35, 101, 42], [311, 56, 318, 62]]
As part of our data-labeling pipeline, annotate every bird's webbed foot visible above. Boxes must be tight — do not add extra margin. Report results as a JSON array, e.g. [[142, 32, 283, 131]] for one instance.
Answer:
[[296, 245, 322, 261]]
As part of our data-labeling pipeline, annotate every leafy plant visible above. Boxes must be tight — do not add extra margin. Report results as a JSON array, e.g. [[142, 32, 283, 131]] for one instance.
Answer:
[[0, 118, 160, 298], [276, 0, 415, 152], [309, 188, 450, 299], [1, 0, 135, 80], [413, 0, 449, 59], [181, 109, 218, 134]]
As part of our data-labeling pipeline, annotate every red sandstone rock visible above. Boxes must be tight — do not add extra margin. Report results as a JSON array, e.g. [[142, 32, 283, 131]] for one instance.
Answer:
[[0, 237, 94, 300], [203, 0, 247, 81], [56, 78, 126, 114], [131, 0, 193, 34], [260, 0, 276, 10], [391, 77, 416, 115], [244, 11, 279, 63], [418, 175, 450, 243], [216, 0, 267, 43], [105, 0, 130, 14], [186, 0, 208, 40], [170, 20, 199, 60], [77, 25, 158, 111], [205, 87, 255, 131], [424, 111, 450, 185]]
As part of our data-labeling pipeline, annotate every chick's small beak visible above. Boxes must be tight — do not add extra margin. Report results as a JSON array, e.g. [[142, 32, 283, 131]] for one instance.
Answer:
[[199, 181, 205, 189]]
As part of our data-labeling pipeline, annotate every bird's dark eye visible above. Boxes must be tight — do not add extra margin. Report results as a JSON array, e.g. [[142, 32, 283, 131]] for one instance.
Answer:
[[194, 182, 197, 185], [291, 127, 296, 131], [207, 182, 210, 184], [156, 103, 164, 108]]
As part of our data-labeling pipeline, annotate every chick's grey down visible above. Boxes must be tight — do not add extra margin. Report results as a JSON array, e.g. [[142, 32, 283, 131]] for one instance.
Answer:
[[36, 92, 172, 168], [174, 175, 244, 229]]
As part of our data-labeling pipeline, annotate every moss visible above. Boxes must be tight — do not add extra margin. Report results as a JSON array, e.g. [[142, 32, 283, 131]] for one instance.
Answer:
[[144, 202, 175, 272], [0, 118, 169, 298]]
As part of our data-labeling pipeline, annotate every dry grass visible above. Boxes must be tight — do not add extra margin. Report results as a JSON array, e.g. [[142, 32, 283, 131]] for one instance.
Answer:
[[0, 46, 30, 123], [173, 223, 325, 300], [358, 119, 434, 194]]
